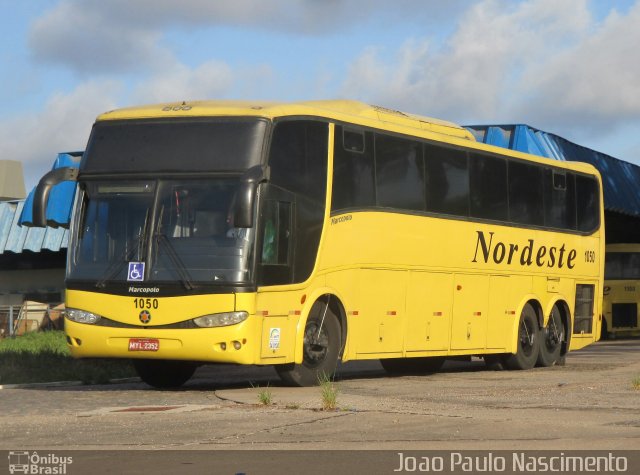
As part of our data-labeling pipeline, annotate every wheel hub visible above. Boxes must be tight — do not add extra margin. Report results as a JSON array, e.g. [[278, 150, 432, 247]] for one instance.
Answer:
[[303, 323, 328, 364]]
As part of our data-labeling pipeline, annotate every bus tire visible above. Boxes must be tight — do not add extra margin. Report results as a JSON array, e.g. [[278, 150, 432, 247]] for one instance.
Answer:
[[503, 303, 540, 370], [133, 359, 197, 389], [276, 300, 341, 387], [380, 356, 445, 375], [536, 305, 564, 367]]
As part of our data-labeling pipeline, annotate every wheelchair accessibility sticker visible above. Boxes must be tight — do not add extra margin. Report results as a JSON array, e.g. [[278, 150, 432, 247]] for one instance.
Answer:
[[127, 262, 145, 282]]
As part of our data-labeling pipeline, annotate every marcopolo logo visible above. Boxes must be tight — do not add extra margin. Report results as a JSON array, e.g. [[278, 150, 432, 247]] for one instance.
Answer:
[[8, 451, 72, 474], [472, 230, 578, 270], [331, 214, 352, 225], [128, 287, 160, 294]]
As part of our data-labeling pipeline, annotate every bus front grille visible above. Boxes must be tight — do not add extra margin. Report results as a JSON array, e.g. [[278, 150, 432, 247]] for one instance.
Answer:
[[612, 303, 638, 328]]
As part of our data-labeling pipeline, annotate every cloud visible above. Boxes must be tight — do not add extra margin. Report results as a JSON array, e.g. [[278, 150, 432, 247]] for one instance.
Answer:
[[29, 0, 469, 73], [0, 80, 121, 188], [341, 0, 640, 151], [29, 1, 172, 73], [516, 2, 640, 133], [131, 60, 235, 104], [34, 0, 469, 33]]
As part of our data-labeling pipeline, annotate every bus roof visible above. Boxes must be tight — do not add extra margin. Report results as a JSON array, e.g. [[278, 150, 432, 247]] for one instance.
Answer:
[[96, 99, 475, 141]]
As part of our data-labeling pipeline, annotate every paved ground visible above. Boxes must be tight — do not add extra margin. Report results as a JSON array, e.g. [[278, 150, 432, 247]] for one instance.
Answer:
[[0, 339, 639, 453]]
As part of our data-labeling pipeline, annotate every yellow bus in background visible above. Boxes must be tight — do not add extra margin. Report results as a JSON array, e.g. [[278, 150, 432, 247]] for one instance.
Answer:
[[32, 100, 605, 387], [602, 244, 640, 338]]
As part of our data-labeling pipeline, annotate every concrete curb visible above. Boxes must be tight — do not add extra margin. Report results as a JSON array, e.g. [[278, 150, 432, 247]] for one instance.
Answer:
[[0, 377, 140, 390]]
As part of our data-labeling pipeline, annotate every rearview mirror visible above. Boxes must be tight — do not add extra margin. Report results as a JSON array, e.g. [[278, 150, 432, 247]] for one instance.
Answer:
[[233, 165, 269, 228], [31, 167, 79, 228]]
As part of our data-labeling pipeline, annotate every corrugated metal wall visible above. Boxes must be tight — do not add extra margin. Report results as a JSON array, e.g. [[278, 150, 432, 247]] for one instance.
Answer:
[[0, 200, 68, 254]]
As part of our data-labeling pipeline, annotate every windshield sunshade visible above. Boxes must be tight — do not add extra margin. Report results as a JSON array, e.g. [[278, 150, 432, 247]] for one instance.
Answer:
[[81, 118, 267, 173]]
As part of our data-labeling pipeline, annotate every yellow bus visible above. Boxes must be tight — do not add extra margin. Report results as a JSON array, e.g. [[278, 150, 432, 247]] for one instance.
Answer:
[[602, 243, 640, 338], [31, 100, 604, 387]]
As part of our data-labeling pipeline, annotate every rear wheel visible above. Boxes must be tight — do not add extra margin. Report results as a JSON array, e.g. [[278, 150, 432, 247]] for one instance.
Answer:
[[537, 305, 565, 367], [503, 303, 540, 370], [133, 359, 197, 389], [276, 299, 341, 387], [381, 356, 445, 375]]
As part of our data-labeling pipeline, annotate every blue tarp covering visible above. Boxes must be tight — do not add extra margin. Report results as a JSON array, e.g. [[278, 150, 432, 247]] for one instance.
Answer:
[[19, 152, 82, 227], [466, 124, 640, 219]]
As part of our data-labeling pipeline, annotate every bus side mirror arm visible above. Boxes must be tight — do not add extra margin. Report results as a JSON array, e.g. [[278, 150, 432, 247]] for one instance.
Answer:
[[234, 165, 269, 228], [32, 167, 79, 228]]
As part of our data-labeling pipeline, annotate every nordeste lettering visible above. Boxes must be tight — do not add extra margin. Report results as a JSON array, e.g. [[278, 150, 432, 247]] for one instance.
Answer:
[[472, 230, 577, 269]]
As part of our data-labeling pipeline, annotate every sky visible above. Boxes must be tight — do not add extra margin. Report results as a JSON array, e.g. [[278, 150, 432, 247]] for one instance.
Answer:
[[1, 0, 640, 190]]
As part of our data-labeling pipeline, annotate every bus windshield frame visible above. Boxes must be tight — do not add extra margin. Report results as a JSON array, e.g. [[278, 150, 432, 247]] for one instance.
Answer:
[[67, 178, 257, 292]]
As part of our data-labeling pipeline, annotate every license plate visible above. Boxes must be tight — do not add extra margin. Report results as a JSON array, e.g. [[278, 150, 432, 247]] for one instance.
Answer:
[[128, 338, 159, 351]]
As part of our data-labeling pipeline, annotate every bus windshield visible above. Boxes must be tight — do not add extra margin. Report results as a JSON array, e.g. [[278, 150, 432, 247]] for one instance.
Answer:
[[605, 252, 640, 280], [68, 179, 255, 286]]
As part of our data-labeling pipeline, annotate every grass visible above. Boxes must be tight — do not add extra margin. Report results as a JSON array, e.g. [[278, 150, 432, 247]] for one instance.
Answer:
[[632, 376, 640, 390], [250, 380, 273, 405], [257, 387, 273, 405], [0, 331, 135, 385], [318, 372, 339, 410], [251, 382, 273, 406]]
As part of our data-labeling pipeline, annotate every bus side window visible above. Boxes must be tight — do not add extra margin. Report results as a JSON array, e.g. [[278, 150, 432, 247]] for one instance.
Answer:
[[269, 120, 328, 204], [576, 175, 599, 232], [424, 144, 469, 217], [508, 160, 544, 226], [261, 200, 291, 266], [469, 152, 508, 221], [331, 126, 375, 211], [544, 169, 576, 230], [375, 134, 425, 211]]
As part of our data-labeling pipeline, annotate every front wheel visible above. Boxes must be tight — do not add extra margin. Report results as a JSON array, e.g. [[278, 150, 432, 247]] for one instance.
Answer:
[[537, 305, 565, 367], [503, 303, 540, 370], [276, 299, 341, 387], [133, 359, 197, 389]]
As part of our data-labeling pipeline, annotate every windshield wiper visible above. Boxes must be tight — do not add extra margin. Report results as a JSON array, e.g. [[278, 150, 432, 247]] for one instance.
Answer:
[[154, 233, 195, 290], [96, 210, 149, 289], [95, 236, 142, 288]]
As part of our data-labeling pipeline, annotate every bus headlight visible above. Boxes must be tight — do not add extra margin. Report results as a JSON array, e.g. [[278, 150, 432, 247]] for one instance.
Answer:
[[65, 308, 102, 324], [193, 311, 248, 328]]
